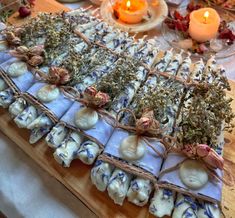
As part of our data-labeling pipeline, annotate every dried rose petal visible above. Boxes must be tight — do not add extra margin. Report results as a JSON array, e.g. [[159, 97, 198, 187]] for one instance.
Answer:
[[218, 28, 235, 44]]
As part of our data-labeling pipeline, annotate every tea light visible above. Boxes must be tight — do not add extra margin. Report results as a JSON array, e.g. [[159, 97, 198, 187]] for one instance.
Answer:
[[189, 8, 220, 42], [114, 0, 148, 24]]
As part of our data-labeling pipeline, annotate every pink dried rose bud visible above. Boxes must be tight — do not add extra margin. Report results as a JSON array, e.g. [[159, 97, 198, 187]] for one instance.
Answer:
[[29, 45, 45, 56], [49, 67, 70, 85], [136, 117, 153, 129], [59, 69, 70, 85], [197, 144, 224, 170], [84, 87, 98, 97], [196, 144, 211, 157], [16, 46, 29, 54], [183, 144, 224, 170], [28, 55, 44, 67], [94, 91, 110, 107]]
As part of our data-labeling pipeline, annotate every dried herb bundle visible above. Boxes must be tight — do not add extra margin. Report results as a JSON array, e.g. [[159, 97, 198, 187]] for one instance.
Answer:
[[66, 47, 111, 85], [95, 57, 140, 109], [130, 77, 182, 124], [18, 13, 72, 64], [61, 50, 84, 85], [178, 84, 234, 147]]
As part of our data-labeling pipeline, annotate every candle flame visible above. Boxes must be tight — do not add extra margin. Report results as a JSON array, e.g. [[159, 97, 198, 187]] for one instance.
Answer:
[[126, 0, 131, 9], [204, 11, 209, 18], [203, 11, 209, 23]]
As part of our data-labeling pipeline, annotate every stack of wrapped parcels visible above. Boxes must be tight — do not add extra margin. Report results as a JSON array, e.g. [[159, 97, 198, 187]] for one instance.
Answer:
[[0, 8, 234, 218]]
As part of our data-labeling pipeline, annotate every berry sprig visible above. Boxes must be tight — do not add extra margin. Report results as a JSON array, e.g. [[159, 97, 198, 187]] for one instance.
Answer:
[[218, 21, 235, 45], [164, 1, 235, 54], [164, 1, 202, 33]]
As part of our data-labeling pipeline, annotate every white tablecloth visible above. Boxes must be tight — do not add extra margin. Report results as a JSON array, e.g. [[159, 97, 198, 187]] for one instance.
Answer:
[[0, 1, 234, 218], [0, 130, 96, 218]]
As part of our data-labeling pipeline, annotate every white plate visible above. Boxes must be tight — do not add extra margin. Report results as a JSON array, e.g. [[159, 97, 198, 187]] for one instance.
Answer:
[[100, 0, 168, 33]]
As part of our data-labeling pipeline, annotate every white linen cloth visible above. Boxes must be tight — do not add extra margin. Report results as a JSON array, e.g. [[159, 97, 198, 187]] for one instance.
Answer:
[[0, 131, 96, 218], [0, 1, 234, 218]]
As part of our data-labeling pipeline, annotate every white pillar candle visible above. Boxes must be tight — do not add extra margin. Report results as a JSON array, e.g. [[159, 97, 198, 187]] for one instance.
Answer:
[[189, 8, 220, 42]]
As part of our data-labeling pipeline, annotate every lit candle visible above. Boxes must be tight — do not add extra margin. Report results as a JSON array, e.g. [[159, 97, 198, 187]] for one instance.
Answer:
[[188, 8, 220, 42], [114, 0, 148, 24]]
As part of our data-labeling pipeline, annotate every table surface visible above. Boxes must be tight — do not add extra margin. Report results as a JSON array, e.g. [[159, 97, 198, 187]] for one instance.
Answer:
[[1, 1, 235, 218]]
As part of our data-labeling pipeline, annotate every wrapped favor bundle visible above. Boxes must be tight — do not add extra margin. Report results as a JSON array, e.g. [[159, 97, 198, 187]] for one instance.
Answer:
[[154, 56, 233, 218]]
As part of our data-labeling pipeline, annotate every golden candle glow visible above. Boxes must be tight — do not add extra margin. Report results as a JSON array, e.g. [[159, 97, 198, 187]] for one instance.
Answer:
[[203, 11, 209, 24], [126, 0, 131, 9], [188, 8, 220, 42], [115, 0, 148, 24]]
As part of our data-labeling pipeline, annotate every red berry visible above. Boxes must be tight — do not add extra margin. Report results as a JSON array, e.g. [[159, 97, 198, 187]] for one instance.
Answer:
[[184, 14, 190, 22], [174, 10, 184, 21], [175, 20, 183, 31], [18, 6, 31, 18]]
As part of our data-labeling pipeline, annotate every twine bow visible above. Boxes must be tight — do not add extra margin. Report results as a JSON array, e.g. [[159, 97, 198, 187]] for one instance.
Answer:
[[10, 45, 45, 67], [158, 143, 234, 187], [33, 66, 80, 103], [34, 67, 71, 85], [62, 86, 115, 125], [115, 108, 176, 159]]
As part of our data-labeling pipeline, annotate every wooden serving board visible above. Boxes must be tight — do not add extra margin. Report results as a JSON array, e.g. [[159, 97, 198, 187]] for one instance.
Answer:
[[0, 110, 153, 218], [2, 0, 235, 217]]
